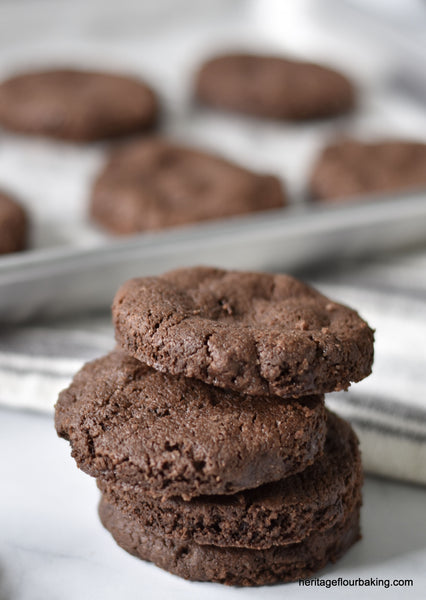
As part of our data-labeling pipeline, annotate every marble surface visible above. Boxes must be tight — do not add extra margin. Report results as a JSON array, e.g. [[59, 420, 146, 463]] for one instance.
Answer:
[[1, 407, 425, 600]]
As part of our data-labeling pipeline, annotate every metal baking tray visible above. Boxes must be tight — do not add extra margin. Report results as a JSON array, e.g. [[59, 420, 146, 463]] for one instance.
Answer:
[[0, 0, 425, 322], [1, 190, 426, 322]]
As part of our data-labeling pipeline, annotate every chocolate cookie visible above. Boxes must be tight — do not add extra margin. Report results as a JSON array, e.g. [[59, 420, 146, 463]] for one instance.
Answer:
[[99, 498, 361, 586], [90, 137, 286, 234], [55, 350, 326, 499], [98, 411, 362, 549], [310, 138, 426, 201], [112, 267, 374, 398], [0, 69, 158, 141], [195, 53, 355, 120], [0, 190, 28, 254]]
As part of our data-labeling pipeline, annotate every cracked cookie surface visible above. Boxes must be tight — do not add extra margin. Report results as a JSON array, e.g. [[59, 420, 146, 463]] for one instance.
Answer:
[[112, 267, 374, 398], [98, 411, 362, 549], [54, 350, 326, 499]]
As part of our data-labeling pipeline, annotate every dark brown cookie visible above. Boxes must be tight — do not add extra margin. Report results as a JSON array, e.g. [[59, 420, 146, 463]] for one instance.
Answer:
[[98, 411, 362, 549], [55, 350, 326, 499], [310, 138, 426, 201], [0, 190, 28, 254], [195, 53, 355, 120], [98, 497, 361, 586], [112, 267, 374, 398], [90, 137, 286, 234], [0, 69, 158, 141]]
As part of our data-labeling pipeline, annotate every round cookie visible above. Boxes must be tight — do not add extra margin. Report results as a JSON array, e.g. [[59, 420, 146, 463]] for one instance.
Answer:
[[195, 53, 355, 120], [0, 69, 158, 141], [98, 411, 362, 549], [310, 138, 426, 201], [99, 498, 361, 586], [55, 350, 326, 500], [112, 267, 374, 399], [0, 190, 28, 254], [90, 137, 286, 234]]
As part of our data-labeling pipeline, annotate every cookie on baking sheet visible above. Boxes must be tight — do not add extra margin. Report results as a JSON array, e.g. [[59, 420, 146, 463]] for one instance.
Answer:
[[0, 69, 158, 141], [309, 138, 426, 201], [90, 137, 286, 234], [54, 350, 326, 500], [112, 267, 374, 399], [0, 190, 28, 255], [98, 496, 361, 586], [195, 53, 355, 120], [98, 411, 362, 549]]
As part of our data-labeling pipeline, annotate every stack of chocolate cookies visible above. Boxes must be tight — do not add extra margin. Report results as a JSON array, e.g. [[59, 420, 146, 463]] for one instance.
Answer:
[[55, 267, 374, 586]]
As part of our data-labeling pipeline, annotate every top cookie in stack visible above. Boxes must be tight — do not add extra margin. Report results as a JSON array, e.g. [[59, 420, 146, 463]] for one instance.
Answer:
[[55, 266, 374, 586], [112, 267, 374, 398]]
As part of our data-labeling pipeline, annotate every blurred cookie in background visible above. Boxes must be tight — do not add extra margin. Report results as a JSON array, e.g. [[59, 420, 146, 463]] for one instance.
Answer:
[[0, 68, 159, 142], [0, 190, 28, 255], [195, 53, 355, 121], [90, 137, 287, 234], [309, 138, 426, 202]]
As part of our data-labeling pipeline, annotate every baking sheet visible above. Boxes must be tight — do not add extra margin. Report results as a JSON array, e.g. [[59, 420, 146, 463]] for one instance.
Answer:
[[1, 190, 426, 322], [0, 0, 425, 322]]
